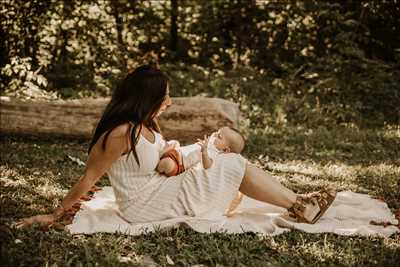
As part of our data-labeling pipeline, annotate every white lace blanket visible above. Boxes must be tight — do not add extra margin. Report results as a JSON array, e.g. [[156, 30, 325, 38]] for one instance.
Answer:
[[67, 187, 399, 237]]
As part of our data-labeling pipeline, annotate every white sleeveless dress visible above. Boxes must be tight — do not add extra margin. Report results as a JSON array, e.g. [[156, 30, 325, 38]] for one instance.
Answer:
[[107, 131, 247, 223]]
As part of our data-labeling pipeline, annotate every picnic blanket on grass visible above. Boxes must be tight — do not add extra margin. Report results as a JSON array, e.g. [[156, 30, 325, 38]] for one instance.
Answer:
[[67, 187, 399, 237]]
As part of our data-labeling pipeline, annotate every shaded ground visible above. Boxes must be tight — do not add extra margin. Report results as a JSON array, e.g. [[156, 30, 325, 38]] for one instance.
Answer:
[[1, 125, 399, 266]]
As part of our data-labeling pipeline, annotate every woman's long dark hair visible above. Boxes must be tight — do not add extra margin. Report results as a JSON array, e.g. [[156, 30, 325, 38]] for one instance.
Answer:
[[88, 65, 169, 166]]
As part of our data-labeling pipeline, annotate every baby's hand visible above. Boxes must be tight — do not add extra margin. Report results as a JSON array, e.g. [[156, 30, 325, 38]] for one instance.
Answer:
[[197, 135, 209, 153], [167, 140, 180, 148]]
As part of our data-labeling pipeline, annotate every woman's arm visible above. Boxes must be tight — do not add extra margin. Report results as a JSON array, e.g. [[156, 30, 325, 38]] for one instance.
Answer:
[[17, 124, 131, 227], [55, 125, 129, 212]]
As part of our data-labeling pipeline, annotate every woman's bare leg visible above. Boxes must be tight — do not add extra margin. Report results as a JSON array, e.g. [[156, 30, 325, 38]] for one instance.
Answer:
[[239, 163, 297, 209]]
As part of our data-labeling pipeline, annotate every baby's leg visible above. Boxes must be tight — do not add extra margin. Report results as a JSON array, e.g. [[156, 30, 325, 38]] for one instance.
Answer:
[[157, 157, 178, 177]]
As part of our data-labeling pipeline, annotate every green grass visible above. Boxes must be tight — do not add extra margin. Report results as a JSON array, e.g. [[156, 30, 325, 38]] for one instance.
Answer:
[[1, 125, 399, 266]]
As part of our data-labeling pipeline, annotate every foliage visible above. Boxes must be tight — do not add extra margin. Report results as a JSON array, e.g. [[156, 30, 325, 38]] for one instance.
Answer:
[[1, 56, 57, 99], [1, 0, 399, 125], [163, 60, 399, 128]]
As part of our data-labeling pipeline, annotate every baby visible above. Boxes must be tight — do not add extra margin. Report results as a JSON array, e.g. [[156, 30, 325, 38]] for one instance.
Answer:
[[156, 126, 245, 215], [157, 126, 245, 175]]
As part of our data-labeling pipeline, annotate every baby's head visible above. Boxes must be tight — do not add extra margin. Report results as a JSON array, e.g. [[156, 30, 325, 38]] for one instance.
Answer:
[[212, 127, 245, 154]]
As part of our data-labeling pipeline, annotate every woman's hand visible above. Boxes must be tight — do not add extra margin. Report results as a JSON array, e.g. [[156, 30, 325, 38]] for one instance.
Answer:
[[15, 214, 56, 229]]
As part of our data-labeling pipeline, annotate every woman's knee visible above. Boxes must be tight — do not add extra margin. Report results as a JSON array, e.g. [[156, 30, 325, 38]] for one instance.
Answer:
[[219, 152, 246, 166]]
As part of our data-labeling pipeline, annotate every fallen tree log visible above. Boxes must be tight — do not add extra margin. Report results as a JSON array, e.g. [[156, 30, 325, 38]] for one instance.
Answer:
[[0, 96, 239, 144]]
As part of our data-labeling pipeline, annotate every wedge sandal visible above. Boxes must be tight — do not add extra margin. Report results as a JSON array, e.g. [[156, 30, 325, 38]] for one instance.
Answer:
[[286, 188, 337, 224]]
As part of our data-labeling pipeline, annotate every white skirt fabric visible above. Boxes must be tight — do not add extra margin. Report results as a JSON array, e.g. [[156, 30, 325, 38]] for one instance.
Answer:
[[120, 153, 248, 223]]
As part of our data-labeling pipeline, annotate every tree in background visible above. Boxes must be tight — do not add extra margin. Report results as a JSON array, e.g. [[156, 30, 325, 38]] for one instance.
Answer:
[[1, 0, 399, 126]]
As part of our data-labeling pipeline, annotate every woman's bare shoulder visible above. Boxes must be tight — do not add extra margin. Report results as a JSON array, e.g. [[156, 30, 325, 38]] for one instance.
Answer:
[[108, 123, 128, 137], [108, 123, 138, 138], [106, 123, 140, 152]]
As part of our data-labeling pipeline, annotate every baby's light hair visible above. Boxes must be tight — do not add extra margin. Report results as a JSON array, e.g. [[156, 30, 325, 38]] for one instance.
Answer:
[[227, 127, 245, 153]]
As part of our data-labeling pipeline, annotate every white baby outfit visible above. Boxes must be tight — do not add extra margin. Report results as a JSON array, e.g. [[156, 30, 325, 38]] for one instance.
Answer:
[[174, 136, 222, 170], [106, 131, 247, 223]]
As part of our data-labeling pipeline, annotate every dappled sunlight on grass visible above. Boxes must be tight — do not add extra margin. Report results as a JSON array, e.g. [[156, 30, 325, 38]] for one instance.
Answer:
[[244, 125, 400, 165], [0, 166, 65, 197], [0, 167, 30, 187], [0, 164, 67, 219], [264, 160, 399, 183], [265, 160, 352, 179], [273, 232, 400, 266], [36, 181, 66, 199], [276, 231, 400, 266], [383, 125, 400, 138]]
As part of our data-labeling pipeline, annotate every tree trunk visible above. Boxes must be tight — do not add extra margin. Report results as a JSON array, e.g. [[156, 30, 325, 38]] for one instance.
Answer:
[[0, 97, 240, 144], [0, 28, 7, 68], [112, 1, 124, 48], [170, 0, 178, 53]]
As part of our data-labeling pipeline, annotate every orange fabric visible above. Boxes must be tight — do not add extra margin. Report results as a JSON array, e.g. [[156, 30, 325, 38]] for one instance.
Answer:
[[160, 149, 185, 176]]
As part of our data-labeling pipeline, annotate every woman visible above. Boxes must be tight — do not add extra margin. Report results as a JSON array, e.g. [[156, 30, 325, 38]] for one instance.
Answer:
[[18, 65, 335, 227]]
